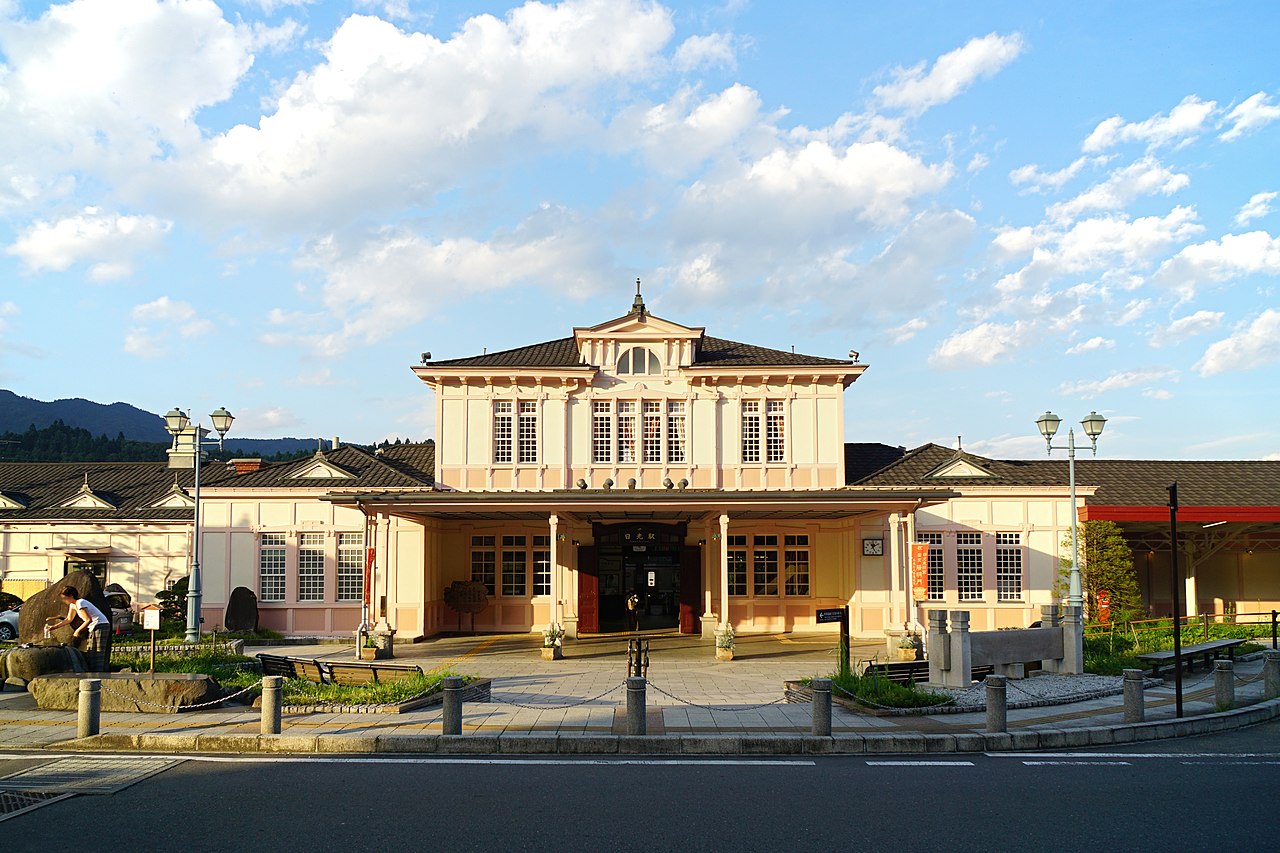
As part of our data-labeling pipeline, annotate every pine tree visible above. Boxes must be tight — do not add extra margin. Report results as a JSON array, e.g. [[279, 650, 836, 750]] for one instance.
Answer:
[[1058, 520, 1143, 622]]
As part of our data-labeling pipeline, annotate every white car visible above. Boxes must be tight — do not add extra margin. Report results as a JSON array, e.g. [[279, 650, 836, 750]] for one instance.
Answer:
[[0, 605, 18, 641]]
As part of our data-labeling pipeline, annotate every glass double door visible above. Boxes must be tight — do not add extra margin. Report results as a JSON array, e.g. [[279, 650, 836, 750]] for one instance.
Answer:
[[597, 548, 681, 633]]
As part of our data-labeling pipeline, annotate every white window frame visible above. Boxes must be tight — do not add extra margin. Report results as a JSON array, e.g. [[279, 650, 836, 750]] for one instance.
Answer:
[[996, 532, 1024, 602], [956, 531, 983, 601], [493, 402, 513, 464], [297, 532, 326, 602], [517, 401, 538, 464], [917, 531, 945, 601], [259, 533, 286, 602], [337, 532, 364, 602]]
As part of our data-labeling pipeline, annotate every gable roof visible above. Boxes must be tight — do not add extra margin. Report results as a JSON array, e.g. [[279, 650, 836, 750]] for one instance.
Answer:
[[843, 443, 907, 485], [208, 443, 434, 490]]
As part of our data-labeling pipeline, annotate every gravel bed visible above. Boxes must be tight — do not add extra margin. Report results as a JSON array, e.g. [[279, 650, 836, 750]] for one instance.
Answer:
[[922, 672, 1162, 713]]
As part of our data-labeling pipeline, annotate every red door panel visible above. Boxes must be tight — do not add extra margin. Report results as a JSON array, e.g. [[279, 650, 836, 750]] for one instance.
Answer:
[[578, 546, 599, 634], [678, 546, 702, 634]]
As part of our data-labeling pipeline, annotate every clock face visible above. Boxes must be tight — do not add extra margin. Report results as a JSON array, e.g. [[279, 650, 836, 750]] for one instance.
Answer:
[[863, 538, 884, 556]]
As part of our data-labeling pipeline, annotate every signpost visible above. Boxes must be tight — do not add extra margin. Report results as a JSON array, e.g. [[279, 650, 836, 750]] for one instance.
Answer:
[[910, 543, 930, 601], [817, 606, 851, 677], [140, 604, 161, 673]]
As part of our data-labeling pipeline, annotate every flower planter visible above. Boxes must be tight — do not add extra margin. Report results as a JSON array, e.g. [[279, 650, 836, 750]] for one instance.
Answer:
[[360, 646, 391, 661], [540, 645, 563, 660], [896, 647, 917, 662], [715, 647, 734, 661]]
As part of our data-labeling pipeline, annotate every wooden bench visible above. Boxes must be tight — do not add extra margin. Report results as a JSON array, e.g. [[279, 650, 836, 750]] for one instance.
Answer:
[[326, 660, 423, 686], [1136, 638, 1245, 678], [860, 659, 994, 685], [256, 653, 298, 679]]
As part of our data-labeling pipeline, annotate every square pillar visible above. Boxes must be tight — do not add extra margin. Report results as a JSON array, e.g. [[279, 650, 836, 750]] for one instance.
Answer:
[[1040, 604, 1062, 673], [946, 610, 972, 687], [1062, 605, 1083, 675], [926, 609, 950, 685]]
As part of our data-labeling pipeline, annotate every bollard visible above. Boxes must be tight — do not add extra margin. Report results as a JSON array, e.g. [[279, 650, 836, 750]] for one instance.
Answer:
[[985, 675, 1007, 734], [77, 678, 101, 739], [811, 678, 832, 736], [260, 675, 282, 735], [1213, 659, 1234, 710], [1263, 650, 1280, 700], [1122, 668, 1145, 723], [626, 676, 647, 736], [442, 676, 463, 735]]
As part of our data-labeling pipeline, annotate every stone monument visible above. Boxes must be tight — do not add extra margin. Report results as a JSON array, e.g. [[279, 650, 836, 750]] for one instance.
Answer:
[[17, 570, 113, 667], [224, 586, 260, 632]]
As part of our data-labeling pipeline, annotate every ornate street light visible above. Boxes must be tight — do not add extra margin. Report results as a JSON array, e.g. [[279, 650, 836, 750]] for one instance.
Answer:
[[1036, 410, 1107, 611], [166, 407, 235, 642]]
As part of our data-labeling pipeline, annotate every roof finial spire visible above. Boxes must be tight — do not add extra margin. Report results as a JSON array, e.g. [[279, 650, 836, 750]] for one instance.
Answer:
[[956, 435, 963, 451], [631, 277, 646, 319]]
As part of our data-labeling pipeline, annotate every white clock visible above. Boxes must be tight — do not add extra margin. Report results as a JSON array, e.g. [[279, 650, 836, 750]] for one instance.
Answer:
[[863, 538, 884, 556]]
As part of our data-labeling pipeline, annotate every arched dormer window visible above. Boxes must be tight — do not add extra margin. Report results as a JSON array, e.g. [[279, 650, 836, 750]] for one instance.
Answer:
[[617, 346, 661, 375]]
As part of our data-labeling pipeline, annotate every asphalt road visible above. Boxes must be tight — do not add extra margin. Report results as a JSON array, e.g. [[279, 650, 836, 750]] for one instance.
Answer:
[[3, 722, 1278, 853]]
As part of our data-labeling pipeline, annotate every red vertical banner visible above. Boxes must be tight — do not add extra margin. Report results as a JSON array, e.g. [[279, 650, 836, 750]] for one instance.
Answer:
[[1097, 590, 1111, 622], [910, 543, 930, 600]]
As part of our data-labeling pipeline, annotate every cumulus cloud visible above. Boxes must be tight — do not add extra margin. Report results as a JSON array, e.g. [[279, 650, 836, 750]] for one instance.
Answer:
[[613, 83, 769, 174], [1219, 92, 1280, 141], [886, 317, 927, 344], [1234, 191, 1277, 226], [1148, 310, 1223, 347], [966, 153, 989, 174], [5, 208, 171, 279], [874, 32, 1024, 115], [229, 405, 304, 435], [1082, 95, 1216, 152], [1009, 156, 1106, 193], [929, 321, 1030, 368], [1066, 336, 1114, 355], [123, 296, 212, 358], [1195, 309, 1280, 376], [673, 32, 738, 71], [1047, 157, 1189, 222], [1151, 230, 1280, 298], [1057, 367, 1178, 397]]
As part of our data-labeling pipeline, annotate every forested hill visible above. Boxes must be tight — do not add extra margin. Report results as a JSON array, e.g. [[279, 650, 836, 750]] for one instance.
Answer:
[[0, 421, 321, 463], [0, 389, 169, 441]]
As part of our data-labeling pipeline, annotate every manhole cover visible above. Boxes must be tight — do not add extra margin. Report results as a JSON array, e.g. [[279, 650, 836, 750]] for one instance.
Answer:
[[0, 790, 75, 822], [0, 757, 182, 794]]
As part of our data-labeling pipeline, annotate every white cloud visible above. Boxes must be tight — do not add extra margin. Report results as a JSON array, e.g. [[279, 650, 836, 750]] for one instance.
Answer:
[[614, 83, 769, 174], [874, 32, 1024, 115], [966, 153, 989, 174], [1143, 388, 1173, 400], [1082, 95, 1216, 152], [0, 300, 16, 335], [886, 317, 927, 344], [1195, 309, 1280, 376], [230, 406, 304, 436], [1065, 336, 1114, 355], [1047, 157, 1189, 222], [1219, 92, 1280, 142], [1149, 310, 1223, 347], [1009, 156, 1105, 193], [5, 208, 171, 279], [965, 434, 1046, 459], [673, 32, 738, 71], [1058, 367, 1178, 397], [124, 296, 212, 358], [1234, 191, 1277, 226], [1151, 230, 1280, 298], [929, 321, 1030, 368]]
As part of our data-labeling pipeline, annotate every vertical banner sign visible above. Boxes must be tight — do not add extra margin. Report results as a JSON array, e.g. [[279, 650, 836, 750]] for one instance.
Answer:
[[365, 546, 376, 611], [1097, 590, 1111, 623], [910, 543, 930, 600]]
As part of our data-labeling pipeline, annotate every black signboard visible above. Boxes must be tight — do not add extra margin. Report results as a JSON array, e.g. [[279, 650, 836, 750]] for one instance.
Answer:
[[815, 608, 845, 624]]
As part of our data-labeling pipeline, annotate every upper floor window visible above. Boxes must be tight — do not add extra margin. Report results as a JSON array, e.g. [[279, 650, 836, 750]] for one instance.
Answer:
[[743, 400, 786, 463], [493, 402, 513, 464], [592, 401, 613, 464], [493, 400, 538, 464], [517, 401, 538, 464], [617, 346, 661, 375]]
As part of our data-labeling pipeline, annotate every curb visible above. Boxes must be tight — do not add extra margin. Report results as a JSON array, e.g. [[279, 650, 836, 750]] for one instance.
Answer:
[[52, 696, 1280, 756]]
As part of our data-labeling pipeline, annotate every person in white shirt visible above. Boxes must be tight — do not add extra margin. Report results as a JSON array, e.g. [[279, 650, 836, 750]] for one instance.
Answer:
[[48, 585, 110, 671]]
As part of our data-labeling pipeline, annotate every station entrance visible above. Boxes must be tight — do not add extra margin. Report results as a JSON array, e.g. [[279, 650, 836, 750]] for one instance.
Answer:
[[576, 522, 702, 634]]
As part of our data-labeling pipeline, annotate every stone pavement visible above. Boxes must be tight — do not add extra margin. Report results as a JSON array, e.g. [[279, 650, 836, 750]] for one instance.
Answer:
[[1, 633, 1277, 754]]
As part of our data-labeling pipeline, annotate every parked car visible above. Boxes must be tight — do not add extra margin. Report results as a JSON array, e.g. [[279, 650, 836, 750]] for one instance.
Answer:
[[0, 604, 19, 641], [104, 584, 134, 633]]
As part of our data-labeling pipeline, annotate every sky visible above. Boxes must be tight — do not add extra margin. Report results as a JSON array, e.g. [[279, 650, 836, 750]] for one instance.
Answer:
[[1, 0, 1278, 460]]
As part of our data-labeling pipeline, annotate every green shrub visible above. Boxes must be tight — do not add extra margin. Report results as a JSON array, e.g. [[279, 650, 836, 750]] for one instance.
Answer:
[[822, 669, 953, 710]]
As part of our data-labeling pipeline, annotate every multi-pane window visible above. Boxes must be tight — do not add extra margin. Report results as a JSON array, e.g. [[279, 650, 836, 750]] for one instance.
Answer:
[[259, 533, 285, 602], [957, 531, 983, 601], [784, 534, 810, 596], [667, 401, 686, 463], [742, 401, 761, 463], [996, 532, 1023, 601], [753, 534, 779, 596], [766, 401, 786, 463], [337, 533, 364, 602], [298, 532, 325, 601], [493, 402, 513, 464], [643, 401, 662, 463], [533, 536, 551, 596], [501, 535, 527, 596], [618, 346, 661, 375], [592, 401, 613, 463], [617, 402, 638, 463], [918, 532, 944, 601], [727, 535, 747, 596], [471, 535, 496, 595], [517, 401, 538, 463]]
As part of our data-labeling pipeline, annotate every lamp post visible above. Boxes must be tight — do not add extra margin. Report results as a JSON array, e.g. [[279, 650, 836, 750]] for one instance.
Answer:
[[165, 406, 234, 643], [1036, 410, 1107, 612]]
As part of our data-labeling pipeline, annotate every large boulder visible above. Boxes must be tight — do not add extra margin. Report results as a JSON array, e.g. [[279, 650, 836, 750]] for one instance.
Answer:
[[30, 672, 223, 713], [1, 645, 89, 689], [17, 571, 113, 660], [224, 586, 259, 632]]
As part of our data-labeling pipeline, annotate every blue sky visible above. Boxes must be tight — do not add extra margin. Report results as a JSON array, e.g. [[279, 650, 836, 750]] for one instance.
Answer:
[[2, 0, 1278, 460]]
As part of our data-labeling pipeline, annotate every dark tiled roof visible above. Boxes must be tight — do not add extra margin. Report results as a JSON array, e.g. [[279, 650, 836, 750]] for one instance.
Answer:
[[213, 445, 434, 489], [844, 443, 907, 485], [375, 442, 435, 485], [0, 461, 203, 521], [422, 334, 852, 369], [855, 443, 1280, 506]]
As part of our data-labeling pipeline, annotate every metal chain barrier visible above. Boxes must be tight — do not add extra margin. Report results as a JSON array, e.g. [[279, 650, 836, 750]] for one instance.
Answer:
[[280, 677, 457, 712], [488, 682, 624, 710], [645, 681, 788, 712], [97, 678, 264, 712]]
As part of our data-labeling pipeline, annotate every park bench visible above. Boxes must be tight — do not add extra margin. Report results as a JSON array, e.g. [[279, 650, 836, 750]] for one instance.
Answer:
[[256, 653, 298, 679], [860, 659, 994, 685], [326, 660, 424, 686], [1136, 638, 1245, 678]]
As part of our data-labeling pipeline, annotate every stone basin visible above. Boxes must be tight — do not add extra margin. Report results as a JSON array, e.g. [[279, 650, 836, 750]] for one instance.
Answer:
[[29, 671, 223, 713]]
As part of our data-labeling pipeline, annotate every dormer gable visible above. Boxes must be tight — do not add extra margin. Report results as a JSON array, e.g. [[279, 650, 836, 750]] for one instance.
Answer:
[[0, 491, 27, 510], [574, 283, 704, 371], [60, 476, 116, 510], [150, 482, 195, 509], [925, 454, 997, 479], [288, 451, 357, 481]]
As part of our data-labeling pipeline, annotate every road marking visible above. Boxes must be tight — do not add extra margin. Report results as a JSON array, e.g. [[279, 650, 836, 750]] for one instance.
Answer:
[[993, 752, 1280, 759], [1179, 761, 1280, 766], [0, 754, 813, 767], [865, 761, 974, 767], [1022, 761, 1132, 766]]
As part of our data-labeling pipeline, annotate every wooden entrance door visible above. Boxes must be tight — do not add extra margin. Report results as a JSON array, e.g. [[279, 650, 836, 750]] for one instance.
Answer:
[[577, 546, 599, 634], [678, 546, 702, 634]]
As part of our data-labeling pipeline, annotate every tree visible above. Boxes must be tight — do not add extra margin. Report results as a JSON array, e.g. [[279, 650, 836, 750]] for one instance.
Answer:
[[155, 576, 189, 625], [1058, 520, 1143, 622]]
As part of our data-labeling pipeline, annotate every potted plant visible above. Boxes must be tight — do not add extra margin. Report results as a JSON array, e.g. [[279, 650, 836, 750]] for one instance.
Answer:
[[897, 631, 919, 661], [541, 623, 565, 660], [715, 625, 735, 661]]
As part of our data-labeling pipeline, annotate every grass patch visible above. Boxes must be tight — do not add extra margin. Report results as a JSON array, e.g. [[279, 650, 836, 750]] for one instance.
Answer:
[[274, 670, 464, 707], [807, 669, 952, 710], [112, 649, 257, 674], [1083, 622, 1271, 675]]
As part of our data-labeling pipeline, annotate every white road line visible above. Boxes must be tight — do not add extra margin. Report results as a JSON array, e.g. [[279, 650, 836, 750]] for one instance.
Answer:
[[991, 752, 1280, 759], [0, 754, 813, 767], [1179, 761, 1280, 766], [865, 761, 974, 767], [1022, 761, 1132, 766]]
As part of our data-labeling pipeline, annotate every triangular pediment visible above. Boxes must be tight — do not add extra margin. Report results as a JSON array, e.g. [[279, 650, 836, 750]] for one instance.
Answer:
[[0, 491, 27, 510], [60, 482, 116, 510], [151, 483, 196, 508], [926, 456, 997, 479], [574, 312, 704, 340], [288, 454, 357, 480]]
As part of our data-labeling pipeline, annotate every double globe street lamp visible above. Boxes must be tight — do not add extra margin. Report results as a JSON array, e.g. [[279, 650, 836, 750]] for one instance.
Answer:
[[1035, 410, 1107, 614], [165, 406, 235, 643]]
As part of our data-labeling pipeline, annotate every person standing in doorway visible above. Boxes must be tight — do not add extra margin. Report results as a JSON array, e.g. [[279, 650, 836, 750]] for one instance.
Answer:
[[47, 586, 110, 672], [626, 591, 641, 633]]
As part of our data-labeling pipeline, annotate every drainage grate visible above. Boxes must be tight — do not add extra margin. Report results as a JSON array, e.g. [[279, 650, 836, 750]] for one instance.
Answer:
[[0, 790, 76, 822], [0, 757, 182, 794]]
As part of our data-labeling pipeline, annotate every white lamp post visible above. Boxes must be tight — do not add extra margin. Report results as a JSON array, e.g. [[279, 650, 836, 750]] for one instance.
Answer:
[[1036, 410, 1107, 612], [165, 406, 234, 642]]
